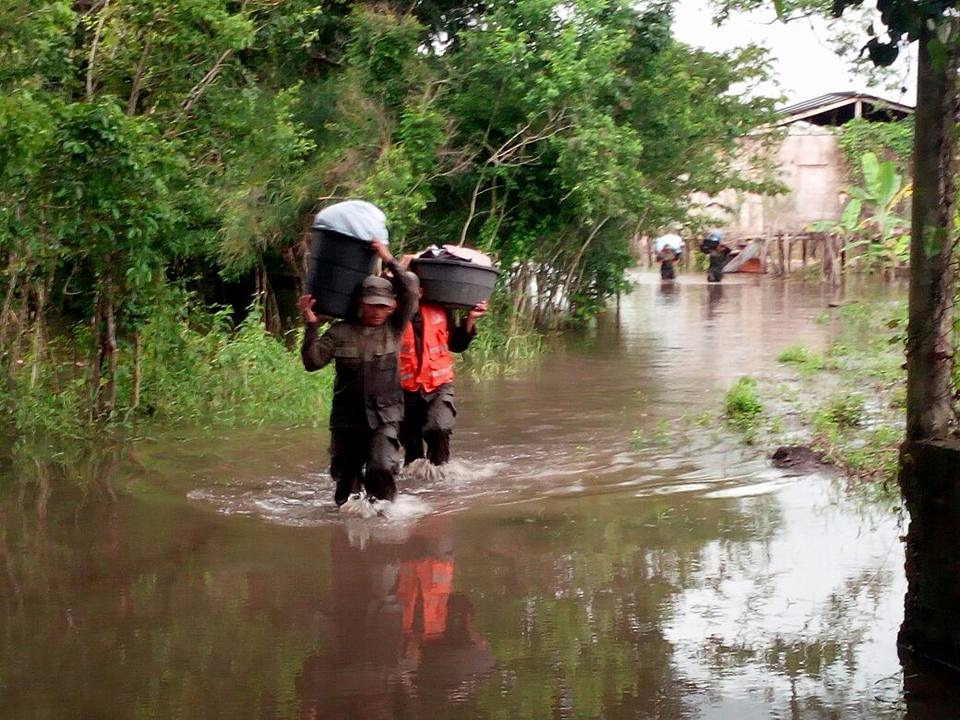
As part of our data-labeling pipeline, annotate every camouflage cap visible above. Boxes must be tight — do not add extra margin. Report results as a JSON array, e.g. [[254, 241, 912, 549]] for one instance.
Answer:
[[360, 275, 396, 306]]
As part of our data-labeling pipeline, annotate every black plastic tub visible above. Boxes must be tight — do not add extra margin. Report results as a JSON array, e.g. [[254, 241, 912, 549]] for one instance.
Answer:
[[410, 258, 498, 309], [305, 229, 376, 318]]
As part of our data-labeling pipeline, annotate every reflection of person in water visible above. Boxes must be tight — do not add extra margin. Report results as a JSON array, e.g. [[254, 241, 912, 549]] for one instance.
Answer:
[[658, 281, 678, 304], [297, 523, 493, 719], [397, 558, 493, 705], [297, 526, 408, 720], [413, 592, 493, 703], [705, 283, 724, 320]]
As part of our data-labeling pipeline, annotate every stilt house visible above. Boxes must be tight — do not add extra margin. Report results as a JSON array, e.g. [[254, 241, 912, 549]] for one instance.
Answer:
[[697, 92, 914, 273]]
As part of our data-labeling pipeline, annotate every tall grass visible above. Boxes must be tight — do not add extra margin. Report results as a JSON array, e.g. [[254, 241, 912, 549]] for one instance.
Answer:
[[460, 304, 542, 377], [6, 290, 332, 439], [6, 286, 549, 441], [134, 299, 330, 427]]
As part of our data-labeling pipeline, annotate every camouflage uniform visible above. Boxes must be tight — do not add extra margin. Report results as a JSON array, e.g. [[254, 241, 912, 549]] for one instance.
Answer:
[[301, 261, 417, 504]]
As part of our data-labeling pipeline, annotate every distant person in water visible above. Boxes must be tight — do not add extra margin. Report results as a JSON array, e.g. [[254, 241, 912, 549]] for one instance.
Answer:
[[298, 240, 418, 506], [398, 285, 487, 467], [700, 231, 731, 283], [653, 232, 683, 280]]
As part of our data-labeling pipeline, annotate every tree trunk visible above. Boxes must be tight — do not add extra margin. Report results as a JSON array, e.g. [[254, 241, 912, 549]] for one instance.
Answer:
[[899, 440, 960, 670], [91, 282, 118, 420], [100, 291, 118, 418], [131, 330, 141, 412], [256, 262, 281, 336], [903, 25, 957, 443], [88, 299, 100, 423], [822, 233, 842, 289], [29, 280, 46, 390], [898, 21, 960, 671]]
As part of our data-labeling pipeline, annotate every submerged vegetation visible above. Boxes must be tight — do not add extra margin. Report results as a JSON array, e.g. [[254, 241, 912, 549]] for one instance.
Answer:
[[1, 1, 780, 437], [724, 299, 906, 494]]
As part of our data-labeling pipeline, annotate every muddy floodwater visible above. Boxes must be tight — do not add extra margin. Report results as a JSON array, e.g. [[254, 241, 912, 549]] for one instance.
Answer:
[[2, 274, 959, 719]]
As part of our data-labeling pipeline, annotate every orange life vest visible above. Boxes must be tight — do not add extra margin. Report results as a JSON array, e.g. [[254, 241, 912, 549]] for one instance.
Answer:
[[400, 303, 455, 393]]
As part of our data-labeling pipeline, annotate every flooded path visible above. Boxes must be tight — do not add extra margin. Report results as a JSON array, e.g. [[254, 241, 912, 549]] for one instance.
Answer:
[[2, 274, 958, 718]]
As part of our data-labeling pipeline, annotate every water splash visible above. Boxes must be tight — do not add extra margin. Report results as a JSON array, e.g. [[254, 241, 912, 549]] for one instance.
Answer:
[[339, 490, 431, 522]]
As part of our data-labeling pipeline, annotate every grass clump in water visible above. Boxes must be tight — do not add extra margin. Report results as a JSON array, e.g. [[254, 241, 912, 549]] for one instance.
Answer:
[[724, 376, 763, 440], [722, 300, 907, 498], [841, 427, 902, 480], [776, 344, 825, 375], [815, 392, 866, 431], [777, 344, 811, 363]]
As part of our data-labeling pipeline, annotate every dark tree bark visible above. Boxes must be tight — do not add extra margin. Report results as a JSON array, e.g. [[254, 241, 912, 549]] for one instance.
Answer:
[[903, 25, 957, 444], [898, 21, 960, 670], [899, 440, 960, 670]]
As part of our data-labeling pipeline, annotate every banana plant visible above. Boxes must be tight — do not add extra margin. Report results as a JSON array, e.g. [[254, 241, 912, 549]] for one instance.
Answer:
[[810, 151, 912, 274]]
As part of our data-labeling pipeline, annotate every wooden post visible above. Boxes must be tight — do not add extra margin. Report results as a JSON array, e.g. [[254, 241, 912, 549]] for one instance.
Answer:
[[822, 233, 841, 288]]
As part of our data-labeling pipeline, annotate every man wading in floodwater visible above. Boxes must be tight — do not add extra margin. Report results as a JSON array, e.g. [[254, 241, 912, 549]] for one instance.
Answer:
[[298, 241, 418, 506], [398, 294, 486, 467], [700, 231, 731, 283]]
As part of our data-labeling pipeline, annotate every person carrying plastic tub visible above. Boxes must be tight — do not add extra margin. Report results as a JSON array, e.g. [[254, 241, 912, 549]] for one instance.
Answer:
[[298, 240, 418, 506], [653, 232, 684, 280], [700, 231, 732, 283], [398, 289, 486, 467]]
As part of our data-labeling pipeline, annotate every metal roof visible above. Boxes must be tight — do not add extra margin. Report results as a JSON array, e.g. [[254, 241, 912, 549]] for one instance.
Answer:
[[777, 92, 914, 126]]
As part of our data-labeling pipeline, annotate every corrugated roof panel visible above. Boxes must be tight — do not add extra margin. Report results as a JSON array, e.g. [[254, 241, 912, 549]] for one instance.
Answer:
[[777, 92, 914, 121], [778, 92, 858, 116]]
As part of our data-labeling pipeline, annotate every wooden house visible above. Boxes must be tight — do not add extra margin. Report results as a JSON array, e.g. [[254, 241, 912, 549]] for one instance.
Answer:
[[694, 92, 914, 274]]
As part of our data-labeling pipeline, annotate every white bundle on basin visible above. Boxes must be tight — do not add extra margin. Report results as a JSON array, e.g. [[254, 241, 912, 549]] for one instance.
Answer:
[[312, 200, 389, 244]]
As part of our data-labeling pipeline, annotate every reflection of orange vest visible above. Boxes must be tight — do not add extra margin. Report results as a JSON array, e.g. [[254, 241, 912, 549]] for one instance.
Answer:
[[397, 559, 454, 639], [400, 304, 454, 393]]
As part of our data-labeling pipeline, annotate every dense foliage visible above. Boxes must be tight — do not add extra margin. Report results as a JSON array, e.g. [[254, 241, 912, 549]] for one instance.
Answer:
[[838, 116, 913, 183], [1, 0, 779, 433]]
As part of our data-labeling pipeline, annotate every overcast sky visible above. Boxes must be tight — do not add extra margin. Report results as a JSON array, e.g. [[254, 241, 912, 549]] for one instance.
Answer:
[[671, 1, 917, 107]]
